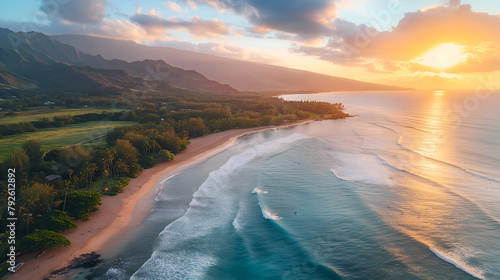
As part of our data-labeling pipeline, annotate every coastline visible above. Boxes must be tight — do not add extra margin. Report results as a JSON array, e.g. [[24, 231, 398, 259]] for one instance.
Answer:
[[6, 119, 315, 280]]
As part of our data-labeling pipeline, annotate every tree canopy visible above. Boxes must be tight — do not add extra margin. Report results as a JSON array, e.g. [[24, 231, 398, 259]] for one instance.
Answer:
[[65, 191, 102, 221], [21, 229, 71, 252]]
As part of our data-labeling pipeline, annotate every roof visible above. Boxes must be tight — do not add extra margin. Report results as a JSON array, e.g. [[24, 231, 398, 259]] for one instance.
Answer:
[[46, 174, 62, 181]]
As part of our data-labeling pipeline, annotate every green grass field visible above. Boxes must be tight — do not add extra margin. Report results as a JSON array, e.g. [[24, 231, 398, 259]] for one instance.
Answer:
[[0, 107, 128, 125], [0, 121, 135, 160]]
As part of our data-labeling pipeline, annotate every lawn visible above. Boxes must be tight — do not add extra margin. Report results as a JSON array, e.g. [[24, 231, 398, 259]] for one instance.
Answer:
[[0, 107, 128, 125], [0, 121, 135, 160]]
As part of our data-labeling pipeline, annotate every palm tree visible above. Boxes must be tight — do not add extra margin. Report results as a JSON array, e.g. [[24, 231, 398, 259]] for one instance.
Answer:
[[24, 213, 34, 235], [62, 180, 73, 212], [17, 206, 28, 219], [116, 159, 129, 178], [87, 163, 97, 191], [102, 148, 116, 184], [149, 140, 161, 156], [109, 149, 116, 180]]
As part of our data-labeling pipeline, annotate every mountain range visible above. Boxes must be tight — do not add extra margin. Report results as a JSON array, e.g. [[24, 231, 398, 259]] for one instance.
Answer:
[[0, 28, 236, 93], [53, 35, 408, 92], [0, 27, 408, 94], [0, 43, 148, 94]]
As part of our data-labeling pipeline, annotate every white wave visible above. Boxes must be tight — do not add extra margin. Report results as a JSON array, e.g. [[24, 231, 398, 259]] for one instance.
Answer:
[[132, 133, 308, 278], [101, 267, 126, 279], [131, 251, 216, 280], [154, 173, 181, 201], [257, 197, 282, 220], [232, 217, 242, 230], [330, 169, 349, 181], [252, 187, 281, 220], [370, 122, 399, 134], [429, 247, 484, 279], [159, 173, 179, 186], [232, 200, 244, 231], [376, 155, 405, 172], [464, 169, 500, 184], [252, 187, 268, 194], [330, 152, 398, 185]]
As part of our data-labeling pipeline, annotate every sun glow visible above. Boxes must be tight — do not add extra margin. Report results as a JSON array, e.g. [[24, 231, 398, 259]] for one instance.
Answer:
[[418, 43, 467, 69]]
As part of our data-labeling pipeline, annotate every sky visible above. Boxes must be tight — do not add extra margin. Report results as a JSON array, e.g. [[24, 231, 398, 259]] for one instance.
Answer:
[[1, 0, 500, 90]]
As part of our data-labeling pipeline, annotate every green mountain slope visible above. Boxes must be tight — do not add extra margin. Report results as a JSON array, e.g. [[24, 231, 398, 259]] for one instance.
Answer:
[[0, 28, 236, 93]]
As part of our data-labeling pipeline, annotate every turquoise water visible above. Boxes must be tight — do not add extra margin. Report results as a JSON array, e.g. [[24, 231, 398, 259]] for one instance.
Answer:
[[90, 90, 500, 279]]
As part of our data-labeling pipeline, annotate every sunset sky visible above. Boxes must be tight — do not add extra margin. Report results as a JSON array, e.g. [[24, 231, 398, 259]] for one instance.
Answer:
[[1, 0, 500, 90]]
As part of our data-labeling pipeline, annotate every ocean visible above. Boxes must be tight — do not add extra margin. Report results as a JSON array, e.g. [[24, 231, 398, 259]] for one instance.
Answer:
[[88, 90, 500, 280]]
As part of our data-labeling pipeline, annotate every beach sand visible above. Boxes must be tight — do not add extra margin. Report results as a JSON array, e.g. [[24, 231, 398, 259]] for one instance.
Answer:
[[6, 120, 313, 280]]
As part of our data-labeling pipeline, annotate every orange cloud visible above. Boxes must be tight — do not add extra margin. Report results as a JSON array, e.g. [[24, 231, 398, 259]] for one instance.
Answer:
[[163, 1, 184, 13], [149, 39, 279, 63], [294, 4, 500, 73], [130, 13, 231, 39], [364, 5, 500, 61], [92, 19, 148, 42]]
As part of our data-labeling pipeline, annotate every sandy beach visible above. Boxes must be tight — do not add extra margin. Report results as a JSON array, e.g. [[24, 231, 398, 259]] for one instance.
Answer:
[[6, 120, 313, 280]]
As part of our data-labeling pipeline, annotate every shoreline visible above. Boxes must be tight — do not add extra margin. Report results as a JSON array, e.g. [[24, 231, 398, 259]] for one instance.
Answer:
[[6, 119, 315, 280]]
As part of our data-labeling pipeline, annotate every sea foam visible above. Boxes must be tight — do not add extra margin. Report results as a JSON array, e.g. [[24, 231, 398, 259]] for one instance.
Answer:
[[132, 133, 308, 279], [429, 247, 484, 279], [463, 169, 500, 184], [330, 152, 398, 185], [376, 155, 405, 172], [252, 187, 281, 220]]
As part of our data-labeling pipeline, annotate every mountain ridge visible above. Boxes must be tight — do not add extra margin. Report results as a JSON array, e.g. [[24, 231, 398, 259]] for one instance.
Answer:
[[0, 28, 236, 93], [52, 34, 410, 92], [0, 44, 176, 94]]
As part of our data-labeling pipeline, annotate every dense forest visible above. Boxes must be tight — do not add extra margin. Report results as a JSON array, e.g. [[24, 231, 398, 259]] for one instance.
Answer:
[[0, 89, 348, 275]]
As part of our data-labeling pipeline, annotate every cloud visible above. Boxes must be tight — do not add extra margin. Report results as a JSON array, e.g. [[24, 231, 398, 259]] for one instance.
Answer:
[[185, 0, 197, 10], [148, 39, 279, 63], [179, 0, 337, 40], [90, 19, 149, 41], [380, 71, 466, 89], [40, 0, 106, 24], [1, 17, 149, 43], [449, 0, 461, 8], [293, 4, 500, 73], [163, 1, 184, 12], [364, 5, 500, 61], [130, 13, 231, 39]]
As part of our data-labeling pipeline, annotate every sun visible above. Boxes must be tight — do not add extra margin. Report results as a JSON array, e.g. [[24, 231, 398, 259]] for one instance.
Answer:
[[418, 43, 467, 69]]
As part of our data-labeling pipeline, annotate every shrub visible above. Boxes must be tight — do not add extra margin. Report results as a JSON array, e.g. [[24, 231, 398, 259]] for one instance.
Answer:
[[21, 229, 71, 252], [158, 150, 175, 162], [38, 210, 77, 232], [106, 178, 131, 196], [65, 191, 102, 221], [138, 156, 157, 169], [187, 117, 208, 137]]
